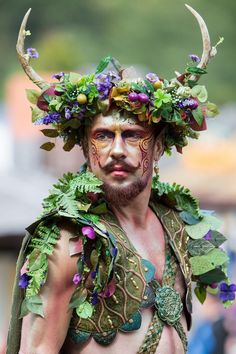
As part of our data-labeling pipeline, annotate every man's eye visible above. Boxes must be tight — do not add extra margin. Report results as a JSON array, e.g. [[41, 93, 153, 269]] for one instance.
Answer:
[[95, 132, 113, 140], [123, 131, 142, 140]]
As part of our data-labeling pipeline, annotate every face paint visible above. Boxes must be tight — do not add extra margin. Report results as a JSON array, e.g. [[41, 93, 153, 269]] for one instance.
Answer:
[[87, 111, 156, 205]]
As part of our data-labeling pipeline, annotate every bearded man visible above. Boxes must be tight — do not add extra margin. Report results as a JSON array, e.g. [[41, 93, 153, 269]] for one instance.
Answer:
[[7, 5, 233, 354]]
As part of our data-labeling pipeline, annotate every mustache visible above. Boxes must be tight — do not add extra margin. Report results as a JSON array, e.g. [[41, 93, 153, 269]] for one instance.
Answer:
[[101, 160, 139, 173]]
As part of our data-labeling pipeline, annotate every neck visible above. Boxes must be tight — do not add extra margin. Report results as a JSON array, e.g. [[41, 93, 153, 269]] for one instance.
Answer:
[[110, 178, 153, 229]]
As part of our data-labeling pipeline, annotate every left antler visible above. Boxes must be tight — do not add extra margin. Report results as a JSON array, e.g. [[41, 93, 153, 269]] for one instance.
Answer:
[[16, 8, 49, 90]]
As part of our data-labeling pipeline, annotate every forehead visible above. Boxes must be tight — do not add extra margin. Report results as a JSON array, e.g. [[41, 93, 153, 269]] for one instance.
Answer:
[[90, 111, 152, 132]]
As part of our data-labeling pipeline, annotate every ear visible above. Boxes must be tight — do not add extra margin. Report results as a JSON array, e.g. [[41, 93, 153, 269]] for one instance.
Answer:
[[153, 135, 164, 162]]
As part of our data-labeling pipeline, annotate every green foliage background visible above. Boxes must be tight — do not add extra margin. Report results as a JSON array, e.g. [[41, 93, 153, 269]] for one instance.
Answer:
[[1, 0, 235, 103]]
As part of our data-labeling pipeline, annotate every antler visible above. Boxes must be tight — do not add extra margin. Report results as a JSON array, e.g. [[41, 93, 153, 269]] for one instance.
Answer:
[[16, 8, 49, 90]]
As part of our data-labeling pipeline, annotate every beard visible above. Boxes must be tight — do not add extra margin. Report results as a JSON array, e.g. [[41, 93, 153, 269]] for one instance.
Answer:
[[102, 177, 149, 207]]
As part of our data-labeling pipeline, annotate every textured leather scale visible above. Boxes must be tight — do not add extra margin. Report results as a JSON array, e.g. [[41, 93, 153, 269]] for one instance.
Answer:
[[137, 238, 188, 354]]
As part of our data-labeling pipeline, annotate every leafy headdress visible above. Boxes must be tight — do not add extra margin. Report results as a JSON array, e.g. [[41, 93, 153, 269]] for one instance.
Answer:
[[17, 5, 222, 154]]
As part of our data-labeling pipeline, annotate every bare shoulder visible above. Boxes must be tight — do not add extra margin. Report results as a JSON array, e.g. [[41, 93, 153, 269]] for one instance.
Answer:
[[45, 218, 79, 291]]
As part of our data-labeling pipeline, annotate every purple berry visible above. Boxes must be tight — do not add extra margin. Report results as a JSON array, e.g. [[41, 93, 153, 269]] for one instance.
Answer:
[[138, 93, 149, 104], [128, 92, 139, 102], [209, 283, 218, 289]]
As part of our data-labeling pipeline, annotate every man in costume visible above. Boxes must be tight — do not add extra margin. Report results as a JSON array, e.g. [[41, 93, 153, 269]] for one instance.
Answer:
[[7, 5, 235, 354]]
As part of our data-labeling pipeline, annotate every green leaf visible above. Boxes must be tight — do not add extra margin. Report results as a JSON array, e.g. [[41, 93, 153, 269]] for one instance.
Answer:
[[209, 230, 227, 247], [144, 79, 154, 93], [25, 295, 44, 317], [191, 85, 208, 103], [95, 56, 112, 74], [199, 268, 227, 285], [188, 239, 215, 256], [179, 211, 199, 225], [62, 118, 81, 130], [90, 203, 108, 215], [190, 249, 229, 275], [206, 102, 219, 117], [194, 285, 207, 304], [28, 249, 47, 272], [76, 301, 93, 319], [185, 214, 222, 239], [40, 142, 55, 151], [63, 138, 76, 152], [192, 107, 204, 126], [69, 287, 87, 309], [77, 201, 91, 212], [19, 298, 30, 318], [41, 129, 59, 138], [31, 106, 44, 123], [187, 67, 207, 75], [26, 89, 41, 104], [69, 72, 82, 84]]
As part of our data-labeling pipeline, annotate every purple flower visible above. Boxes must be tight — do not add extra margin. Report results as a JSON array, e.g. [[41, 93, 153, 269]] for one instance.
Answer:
[[95, 74, 113, 100], [178, 98, 198, 110], [189, 54, 201, 63], [108, 70, 121, 82], [203, 230, 212, 241], [82, 226, 96, 240], [65, 107, 71, 119], [26, 47, 39, 59], [146, 73, 159, 83], [219, 283, 236, 301], [73, 273, 82, 285], [19, 273, 30, 289], [41, 112, 61, 125], [91, 291, 98, 305], [52, 72, 65, 80]]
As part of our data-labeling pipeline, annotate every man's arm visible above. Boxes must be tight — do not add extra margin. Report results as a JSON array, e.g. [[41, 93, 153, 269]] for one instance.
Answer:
[[20, 221, 78, 354]]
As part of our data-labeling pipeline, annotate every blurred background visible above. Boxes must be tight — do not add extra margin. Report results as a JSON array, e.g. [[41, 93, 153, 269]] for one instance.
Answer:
[[0, 0, 236, 353]]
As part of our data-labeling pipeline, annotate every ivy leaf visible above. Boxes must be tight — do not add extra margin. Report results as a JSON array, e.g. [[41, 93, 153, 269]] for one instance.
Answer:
[[41, 129, 59, 138], [179, 211, 199, 225], [19, 298, 30, 318], [206, 102, 219, 117], [199, 268, 227, 285], [31, 106, 44, 123], [95, 56, 112, 74], [191, 85, 208, 103], [40, 142, 55, 151], [188, 239, 215, 256], [185, 214, 222, 239], [209, 230, 227, 247], [131, 83, 146, 93], [25, 295, 44, 317], [63, 138, 76, 152], [192, 107, 204, 126], [194, 285, 207, 304], [26, 89, 41, 104], [76, 301, 93, 319], [69, 287, 87, 309], [69, 72, 82, 84], [190, 249, 229, 275], [62, 118, 81, 130]]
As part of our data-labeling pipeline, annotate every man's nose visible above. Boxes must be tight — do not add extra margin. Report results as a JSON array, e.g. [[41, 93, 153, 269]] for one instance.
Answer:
[[110, 135, 126, 159]]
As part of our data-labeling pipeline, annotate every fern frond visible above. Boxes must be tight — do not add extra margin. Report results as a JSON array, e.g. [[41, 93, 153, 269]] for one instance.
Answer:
[[152, 176, 202, 219], [30, 222, 60, 256], [69, 172, 103, 194]]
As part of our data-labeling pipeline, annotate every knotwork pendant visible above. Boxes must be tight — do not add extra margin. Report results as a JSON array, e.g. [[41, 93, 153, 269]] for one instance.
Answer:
[[155, 285, 183, 325]]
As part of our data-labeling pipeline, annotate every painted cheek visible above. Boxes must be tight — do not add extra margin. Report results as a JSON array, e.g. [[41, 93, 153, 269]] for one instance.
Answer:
[[139, 135, 154, 176]]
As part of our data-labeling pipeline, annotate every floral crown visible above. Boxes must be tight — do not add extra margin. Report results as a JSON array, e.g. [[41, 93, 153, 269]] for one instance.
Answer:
[[17, 5, 223, 154]]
